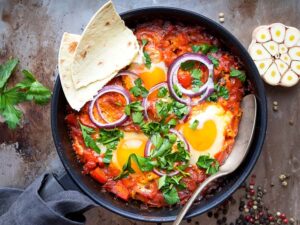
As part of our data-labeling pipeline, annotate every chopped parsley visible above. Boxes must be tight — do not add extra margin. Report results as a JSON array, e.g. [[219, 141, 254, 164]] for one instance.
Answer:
[[141, 39, 148, 47], [0, 59, 51, 129], [190, 119, 199, 130], [180, 61, 195, 71], [158, 175, 185, 205], [230, 68, 246, 83], [115, 153, 156, 180], [207, 84, 229, 101], [144, 52, 151, 69], [79, 123, 101, 154], [208, 55, 219, 67], [157, 87, 168, 98], [191, 68, 203, 92], [98, 129, 124, 163], [196, 155, 220, 175], [192, 44, 218, 54], [129, 78, 148, 98], [124, 101, 144, 115]]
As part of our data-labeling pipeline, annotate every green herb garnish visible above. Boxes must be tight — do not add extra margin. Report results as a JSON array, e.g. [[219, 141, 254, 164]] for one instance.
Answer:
[[196, 155, 220, 175], [192, 44, 218, 54], [191, 68, 203, 92], [180, 61, 195, 71], [98, 129, 124, 163], [190, 119, 199, 130], [115, 153, 156, 179], [207, 84, 229, 101], [0, 59, 51, 129], [79, 123, 101, 154], [230, 68, 246, 83], [144, 52, 152, 69], [208, 55, 219, 67], [157, 87, 168, 98], [129, 78, 148, 98]]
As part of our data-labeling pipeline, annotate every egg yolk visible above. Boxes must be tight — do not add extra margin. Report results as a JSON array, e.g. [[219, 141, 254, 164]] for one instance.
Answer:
[[140, 67, 166, 90], [116, 138, 146, 172], [182, 120, 217, 151]]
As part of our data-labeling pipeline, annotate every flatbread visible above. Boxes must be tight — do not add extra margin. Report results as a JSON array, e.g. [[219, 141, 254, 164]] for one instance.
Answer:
[[58, 32, 112, 111], [71, 1, 139, 89]]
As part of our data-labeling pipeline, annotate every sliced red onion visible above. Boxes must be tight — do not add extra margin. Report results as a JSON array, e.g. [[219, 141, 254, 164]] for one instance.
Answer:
[[167, 53, 214, 102], [144, 129, 190, 176], [89, 85, 130, 129], [142, 82, 168, 121]]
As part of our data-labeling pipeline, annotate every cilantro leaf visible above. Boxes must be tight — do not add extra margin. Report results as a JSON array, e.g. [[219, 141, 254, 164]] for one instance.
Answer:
[[207, 84, 229, 101], [172, 101, 189, 119], [141, 39, 148, 48], [191, 69, 203, 92], [79, 123, 101, 154], [155, 100, 171, 119], [230, 68, 246, 83], [157, 87, 168, 98], [180, 61, 195, 71], [98, 129, 123, 163], [163, 187, 180, 205], [196, 155, 220, 175], [190, 119, 199, 130], [0, 104, 22, 129], [124, 101, 144, 115], [0, 58, 18, 89], [132, 111, 144, 124], [115, 153, 156, 179], [129, 78, 148, 98], [144, 52, 151, 69], [16, 70, 51, 104], [208, 55, 219, 67], [192, 44, 218, 54]]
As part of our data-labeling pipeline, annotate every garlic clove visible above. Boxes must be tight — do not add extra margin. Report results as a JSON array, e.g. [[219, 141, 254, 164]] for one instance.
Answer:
[[291, 61, 300, 75], [280, 53, 292, 65], [288, 46, 300, 60], [284, 27, 300, 48], [255, 27, 272, 43], [254, 59, 273, 75], [263, 63, 281, 85], [270, 23, 286, 43], [263, 41, 279, 56], [279, 44, 288, 54], [249, 43, 271, 60], [275, 59, 289, 75], [281, 70, 299, 87]]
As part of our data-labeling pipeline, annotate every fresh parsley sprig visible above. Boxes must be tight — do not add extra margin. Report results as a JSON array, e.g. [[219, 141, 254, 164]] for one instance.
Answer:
[[229, 68, 246, 83], [196, 155, 220, 175], [192, 44, 218, 54], [129, 78, 148, 98], [79, 123, 101, 154], [0, 58, 51, 129], [141, 39, 152, 69], [207, 84, 229, 102]]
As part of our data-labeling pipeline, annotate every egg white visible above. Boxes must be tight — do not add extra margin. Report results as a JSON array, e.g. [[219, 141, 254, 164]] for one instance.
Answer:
[[179, 103, 233, 165]]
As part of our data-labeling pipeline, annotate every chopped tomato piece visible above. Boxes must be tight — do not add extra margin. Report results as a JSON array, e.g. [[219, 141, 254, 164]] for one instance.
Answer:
[[177, 70, 192, 88], [105, 180, 130, 201], [90, 167, 108, 184]]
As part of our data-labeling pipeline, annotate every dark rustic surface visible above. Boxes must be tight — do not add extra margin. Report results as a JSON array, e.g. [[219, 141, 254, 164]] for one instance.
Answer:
[[0, 0, 299, 224]]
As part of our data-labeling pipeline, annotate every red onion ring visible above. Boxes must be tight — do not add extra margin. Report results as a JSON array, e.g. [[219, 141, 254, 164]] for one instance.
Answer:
[[89, 85, 131, 129], [144, 129, 190, 176], [190, 78, 215, 106], [116, 70, 139, 79], [142, 82, 168, 121], [167, 53, 214, 102]]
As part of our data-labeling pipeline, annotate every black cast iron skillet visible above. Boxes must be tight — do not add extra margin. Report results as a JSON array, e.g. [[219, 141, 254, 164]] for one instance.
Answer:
[[51, 7, 267, 223]]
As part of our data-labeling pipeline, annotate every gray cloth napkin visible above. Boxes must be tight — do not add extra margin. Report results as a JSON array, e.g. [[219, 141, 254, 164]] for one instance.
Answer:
[[0, 173, 96, 225]]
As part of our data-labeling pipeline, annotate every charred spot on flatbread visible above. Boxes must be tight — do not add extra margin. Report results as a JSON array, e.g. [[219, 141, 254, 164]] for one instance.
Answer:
[[68, 42, 78, 53]]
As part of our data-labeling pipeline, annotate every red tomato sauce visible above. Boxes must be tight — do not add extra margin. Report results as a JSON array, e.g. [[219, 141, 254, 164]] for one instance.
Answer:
[[66, 20, 247, 207]]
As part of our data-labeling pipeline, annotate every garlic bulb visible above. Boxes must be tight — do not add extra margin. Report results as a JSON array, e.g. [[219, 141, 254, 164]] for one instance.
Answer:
[[249, 23, 300, 87]]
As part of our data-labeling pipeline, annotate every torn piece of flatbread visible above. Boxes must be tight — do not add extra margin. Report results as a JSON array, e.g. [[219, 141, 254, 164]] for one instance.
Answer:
[[71, 1, 139, 89], [58, 32, 113, 111]]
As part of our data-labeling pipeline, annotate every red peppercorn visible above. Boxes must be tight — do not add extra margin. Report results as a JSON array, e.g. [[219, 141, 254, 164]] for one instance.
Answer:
[[249, 189, 255, 195], [269, 216, 274, 221], [249, 218, 254, 223], [280, 213, 286, 219], [245, 215, 251, 221], [283, 218, 289, 224]]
